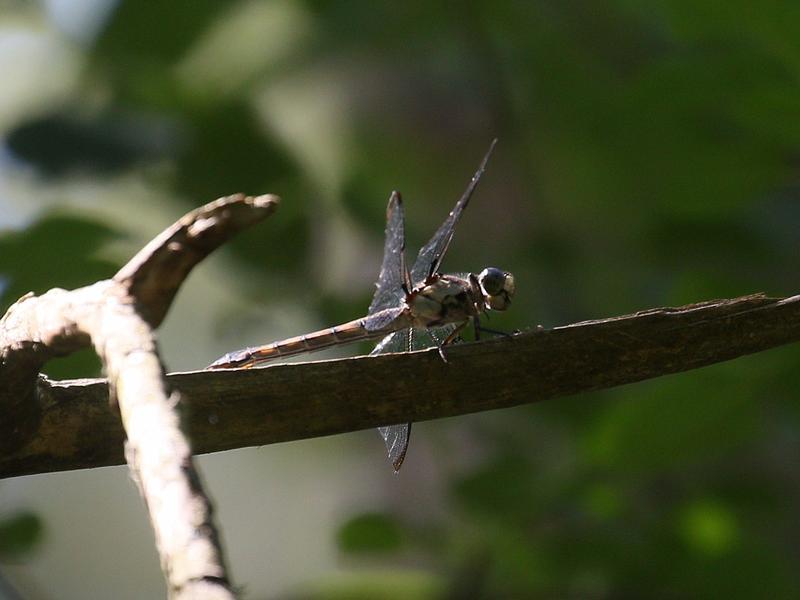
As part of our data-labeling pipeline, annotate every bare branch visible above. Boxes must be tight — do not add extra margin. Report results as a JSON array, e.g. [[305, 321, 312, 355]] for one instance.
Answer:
[[3, 292, 797, 478], [115, 193, 279, 327], [0, 193, 281, 598], [0, 284, 102, 453]]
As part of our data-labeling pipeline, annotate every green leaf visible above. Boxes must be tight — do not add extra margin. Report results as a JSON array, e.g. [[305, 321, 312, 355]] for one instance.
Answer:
[[451, 455, 537, 518], [295, 569, 444, 600], [0, 213, 121, 312], [586, 363, 763, 473], [0, 512, 44, 559], [336, 513, 404, 555], [678, 499, 740, 558], [0, 213, 120, 377]]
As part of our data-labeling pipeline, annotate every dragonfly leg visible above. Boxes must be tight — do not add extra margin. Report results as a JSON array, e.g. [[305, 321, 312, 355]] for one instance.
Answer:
[[437, 345, 449, 363], [477, 325, 514, 338], [474, 314, 514, 339], [472, 315, 481, 341], [437, 320, 468, 363]]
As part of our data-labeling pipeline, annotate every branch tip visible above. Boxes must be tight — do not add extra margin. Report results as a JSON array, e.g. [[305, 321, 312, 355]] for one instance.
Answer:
[[114, 192, 282, 327]]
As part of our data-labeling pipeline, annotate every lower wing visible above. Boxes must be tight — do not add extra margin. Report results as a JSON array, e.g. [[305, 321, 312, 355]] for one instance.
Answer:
[[372, 324, 460, 472]]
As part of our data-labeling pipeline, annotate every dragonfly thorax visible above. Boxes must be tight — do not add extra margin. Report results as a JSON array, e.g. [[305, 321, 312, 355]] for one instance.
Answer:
[[406, 267, 515, 328], [407, 274, 483, 327]]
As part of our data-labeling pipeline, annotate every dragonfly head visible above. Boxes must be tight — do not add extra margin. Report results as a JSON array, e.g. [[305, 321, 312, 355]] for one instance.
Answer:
[[478, 267, 515, 311]]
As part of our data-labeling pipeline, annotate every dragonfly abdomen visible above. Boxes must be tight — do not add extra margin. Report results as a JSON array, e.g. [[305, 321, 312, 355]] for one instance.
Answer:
[[275, 318, 375, 355], [208, 314, 399, 369]]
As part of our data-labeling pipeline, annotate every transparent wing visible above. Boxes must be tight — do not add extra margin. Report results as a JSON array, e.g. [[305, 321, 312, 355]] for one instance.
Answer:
[[368, 191, 411, 316], [409, 139, 497, 285], [372, 323, 460, 472], [371, 329, 413, 472], [363, 306, 408, 332], [377, 423, 411, 473], [411, 323, 459, 348], [370, 329, 410, 356]]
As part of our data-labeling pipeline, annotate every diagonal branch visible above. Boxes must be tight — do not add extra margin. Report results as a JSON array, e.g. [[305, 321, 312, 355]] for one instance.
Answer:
[[115, 193, 280, 327], [2, 292, 798, 478], [0, 193, 280, 599]]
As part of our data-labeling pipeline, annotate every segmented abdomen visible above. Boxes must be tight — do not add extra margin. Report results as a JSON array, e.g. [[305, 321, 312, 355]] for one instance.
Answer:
[[207, 309, 408, 369]]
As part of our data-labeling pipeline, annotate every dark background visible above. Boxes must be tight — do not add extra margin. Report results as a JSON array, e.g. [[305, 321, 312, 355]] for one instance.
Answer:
[[2, 2, 800, 598]]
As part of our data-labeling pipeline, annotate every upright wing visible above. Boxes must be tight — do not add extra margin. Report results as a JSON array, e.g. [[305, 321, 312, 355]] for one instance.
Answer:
[[369, 194, 413, 470], [409, 139, 497, 285], [368, 191, 411, 317]]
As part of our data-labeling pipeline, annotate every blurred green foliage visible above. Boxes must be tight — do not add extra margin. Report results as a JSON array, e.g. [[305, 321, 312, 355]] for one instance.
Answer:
[[0, 214, 119, 378], [336, 512, 405, 554], [2, 0, 800, 597], [0, 512, 43, 560]]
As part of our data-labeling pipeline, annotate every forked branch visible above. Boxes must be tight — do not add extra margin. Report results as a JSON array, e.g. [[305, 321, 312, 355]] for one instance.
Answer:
[[0, 193, 280, 599]]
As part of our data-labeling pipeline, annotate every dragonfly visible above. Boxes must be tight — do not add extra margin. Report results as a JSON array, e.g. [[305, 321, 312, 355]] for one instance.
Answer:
[[208, 139, 515, 471]]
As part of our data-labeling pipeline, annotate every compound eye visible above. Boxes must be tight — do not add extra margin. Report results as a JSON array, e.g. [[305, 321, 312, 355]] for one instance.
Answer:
[[479, 267, 509, 296], [478, 267, 515, 311]]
